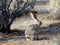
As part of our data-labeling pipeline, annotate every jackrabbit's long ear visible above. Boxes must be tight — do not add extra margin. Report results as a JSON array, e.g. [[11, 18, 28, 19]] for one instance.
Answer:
[[31, 10, 38, 14]]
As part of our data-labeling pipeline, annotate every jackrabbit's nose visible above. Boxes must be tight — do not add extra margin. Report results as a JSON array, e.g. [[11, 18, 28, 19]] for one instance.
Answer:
[[39, 21, 42, 25]]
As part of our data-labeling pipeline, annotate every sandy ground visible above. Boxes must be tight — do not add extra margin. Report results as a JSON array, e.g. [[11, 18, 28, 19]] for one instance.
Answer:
[[11, 13, 60, 30], [0, 12, 59, 45]]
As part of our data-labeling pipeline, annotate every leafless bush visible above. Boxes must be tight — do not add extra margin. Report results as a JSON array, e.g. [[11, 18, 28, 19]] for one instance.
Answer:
[[0, 0, 36, 33]]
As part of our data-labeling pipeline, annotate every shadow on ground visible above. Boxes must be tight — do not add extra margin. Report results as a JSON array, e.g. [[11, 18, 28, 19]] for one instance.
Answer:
[[0, 29, 25, 43]]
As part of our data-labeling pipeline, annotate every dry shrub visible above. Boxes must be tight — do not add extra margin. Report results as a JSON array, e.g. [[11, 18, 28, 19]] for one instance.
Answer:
[[46, 0, 60, 20]]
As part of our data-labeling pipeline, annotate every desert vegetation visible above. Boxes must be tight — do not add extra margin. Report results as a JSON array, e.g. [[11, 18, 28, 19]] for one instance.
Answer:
[[45, 0, 60, 20], [0, 0, 40, 33], [0, 0, 60, 45]]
